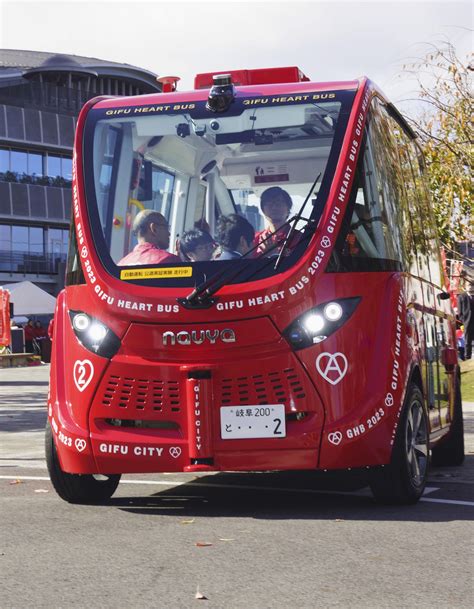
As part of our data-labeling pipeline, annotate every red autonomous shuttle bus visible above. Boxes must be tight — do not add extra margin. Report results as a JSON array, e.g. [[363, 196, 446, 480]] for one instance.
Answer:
[[46, 67, 464, 505]]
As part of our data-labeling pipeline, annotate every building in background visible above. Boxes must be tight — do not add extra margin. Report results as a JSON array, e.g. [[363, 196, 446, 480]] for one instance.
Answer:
[[0, 49, 161, 296]]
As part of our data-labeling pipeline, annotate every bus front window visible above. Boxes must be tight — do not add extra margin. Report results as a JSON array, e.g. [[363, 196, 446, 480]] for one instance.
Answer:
[[84, 97, 348, 282]]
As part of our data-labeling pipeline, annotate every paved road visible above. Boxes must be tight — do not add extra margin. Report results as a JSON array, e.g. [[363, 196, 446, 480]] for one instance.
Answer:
[[1, 365, 473, 609]]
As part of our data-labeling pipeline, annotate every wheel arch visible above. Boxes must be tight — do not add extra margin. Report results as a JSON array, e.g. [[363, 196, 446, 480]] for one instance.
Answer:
[[408, 364, 423, 394]]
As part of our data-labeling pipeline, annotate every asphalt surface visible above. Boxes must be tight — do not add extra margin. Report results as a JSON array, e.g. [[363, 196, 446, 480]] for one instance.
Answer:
[[0, 365, 473, 609]]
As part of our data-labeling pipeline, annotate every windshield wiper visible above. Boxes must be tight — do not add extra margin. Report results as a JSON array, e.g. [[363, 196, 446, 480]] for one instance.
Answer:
[[180, 172, 322, 308], [273, 172, 321, 271], [180, 221, 300, 308]]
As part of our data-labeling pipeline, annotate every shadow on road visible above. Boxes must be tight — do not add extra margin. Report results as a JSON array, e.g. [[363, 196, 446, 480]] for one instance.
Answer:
[[0, 407, 47, 432], [109, 465, 474, 522]]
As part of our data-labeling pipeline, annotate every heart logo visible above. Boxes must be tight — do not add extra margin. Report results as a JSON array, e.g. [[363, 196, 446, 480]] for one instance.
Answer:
[[321, 236, 331, 249], [316, 352, 348, 386], [385, 393, 394, 407], [169, 447, 182, 459], [328, 431, 343, 445], [75, 438, 87, 452], [73, 360, 94, 393]]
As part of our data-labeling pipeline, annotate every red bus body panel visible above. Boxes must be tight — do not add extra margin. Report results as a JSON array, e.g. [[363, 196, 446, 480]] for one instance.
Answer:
[[48, 74, 457, 476]]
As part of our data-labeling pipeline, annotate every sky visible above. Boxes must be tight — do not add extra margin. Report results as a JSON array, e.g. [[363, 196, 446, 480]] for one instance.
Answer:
[[0, 0, 472, 116]]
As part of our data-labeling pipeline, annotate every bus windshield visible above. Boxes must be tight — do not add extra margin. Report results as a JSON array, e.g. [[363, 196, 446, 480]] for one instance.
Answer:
[[83, 93, 352, 285]]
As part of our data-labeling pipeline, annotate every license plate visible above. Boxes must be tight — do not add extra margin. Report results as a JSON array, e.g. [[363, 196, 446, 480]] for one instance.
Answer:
[[220, 405, 286, 439]]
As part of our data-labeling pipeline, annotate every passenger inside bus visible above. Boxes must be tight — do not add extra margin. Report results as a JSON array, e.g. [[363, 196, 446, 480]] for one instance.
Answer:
[[254, 187, 301, 256], [194, 218, 211, 234], [179, 229, 216, 262], [117, 209, 180, 266], [214, 214, 255, 260]]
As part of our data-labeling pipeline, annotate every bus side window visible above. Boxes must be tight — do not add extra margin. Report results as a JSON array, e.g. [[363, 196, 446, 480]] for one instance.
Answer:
[[390, 125, 422, 277], [328, 103, 409, 273], [408, 143, 444, 288]]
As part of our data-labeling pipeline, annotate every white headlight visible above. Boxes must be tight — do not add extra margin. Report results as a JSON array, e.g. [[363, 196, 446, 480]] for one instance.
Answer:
[[324, 302, 343, 321], [88, 323, 107, 343], [303, 314, 325, 334], [72, 313, 90, 332]]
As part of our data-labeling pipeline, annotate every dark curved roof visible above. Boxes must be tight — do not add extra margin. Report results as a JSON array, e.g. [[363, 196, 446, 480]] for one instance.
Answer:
[[0, 49, 161, 91]]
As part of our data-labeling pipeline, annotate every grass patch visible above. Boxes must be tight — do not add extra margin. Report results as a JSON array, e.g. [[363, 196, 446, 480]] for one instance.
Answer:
[[460, 358, 474, 402]]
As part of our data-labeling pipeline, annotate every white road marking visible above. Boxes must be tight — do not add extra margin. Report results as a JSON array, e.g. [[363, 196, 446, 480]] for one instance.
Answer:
[[0, 475, 50, 481], [0, 475, 186, 486], [420, 498, 474, 507], [428, 478, 474, 486], [0, 404, 46, 408]]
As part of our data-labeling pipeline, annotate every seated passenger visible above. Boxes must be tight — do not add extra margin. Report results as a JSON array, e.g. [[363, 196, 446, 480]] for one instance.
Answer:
[[254, 186, 300, 255], [194, 218, 211, 234], [179, 229, 216, 262], [118, 209, 180, 266], [214, 214, 255, 260]]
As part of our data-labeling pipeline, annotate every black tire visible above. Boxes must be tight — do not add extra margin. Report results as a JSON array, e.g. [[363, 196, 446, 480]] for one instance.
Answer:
[[369, 384, 429, 505], [431, 376, 464, 466], [45, 423, 121, 504]]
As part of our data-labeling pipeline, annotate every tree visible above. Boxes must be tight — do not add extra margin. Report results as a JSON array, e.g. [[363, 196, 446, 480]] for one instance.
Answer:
[[402, 42, 473, 248]]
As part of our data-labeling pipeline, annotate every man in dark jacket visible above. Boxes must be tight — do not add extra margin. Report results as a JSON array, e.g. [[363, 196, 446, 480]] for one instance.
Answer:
[[214, 214, 255, 260], [458, 283, 474, 359]]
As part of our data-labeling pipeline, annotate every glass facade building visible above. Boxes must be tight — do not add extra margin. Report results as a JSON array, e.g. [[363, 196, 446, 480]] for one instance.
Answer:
[[0, 49, 161, 294]]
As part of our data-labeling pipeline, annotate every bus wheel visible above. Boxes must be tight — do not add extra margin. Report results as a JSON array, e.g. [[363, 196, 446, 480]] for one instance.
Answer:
[[369, 385, 428, 505], [45, 423, 121, 504], [431, 377, 464, 466]]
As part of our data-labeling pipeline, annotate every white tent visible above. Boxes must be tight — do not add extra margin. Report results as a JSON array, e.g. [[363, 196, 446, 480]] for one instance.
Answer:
[[1, 281, 56, 316]]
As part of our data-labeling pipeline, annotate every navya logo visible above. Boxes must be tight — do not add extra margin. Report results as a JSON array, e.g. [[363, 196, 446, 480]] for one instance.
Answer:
[[162, 329, 236, 346]]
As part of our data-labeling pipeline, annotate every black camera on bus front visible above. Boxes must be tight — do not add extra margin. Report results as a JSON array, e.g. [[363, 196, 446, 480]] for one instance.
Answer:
[[206, 74, 235, 113]]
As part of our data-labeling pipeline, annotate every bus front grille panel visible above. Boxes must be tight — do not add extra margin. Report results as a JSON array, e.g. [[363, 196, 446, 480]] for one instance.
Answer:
[[219, 368, 306, 406], [100, 374, 181, 414]]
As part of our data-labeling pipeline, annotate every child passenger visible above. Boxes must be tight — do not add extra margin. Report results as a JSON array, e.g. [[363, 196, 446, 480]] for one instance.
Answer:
[[179, 229, 216, 262]]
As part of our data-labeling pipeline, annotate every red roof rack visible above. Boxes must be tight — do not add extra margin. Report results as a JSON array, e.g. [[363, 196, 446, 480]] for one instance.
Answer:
[[194, 66, 310, 90]]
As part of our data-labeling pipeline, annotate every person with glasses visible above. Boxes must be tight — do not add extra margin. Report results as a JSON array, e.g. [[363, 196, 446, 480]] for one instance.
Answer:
[[179, 229, 216, 262], [118, 209, 180, 266]]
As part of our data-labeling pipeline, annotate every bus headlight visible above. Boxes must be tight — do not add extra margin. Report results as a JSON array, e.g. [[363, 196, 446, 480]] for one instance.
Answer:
[[283, 298, 360, 350], [72, 313, 90, 332], [303, 314, 325, 333], [69, 311, 121, 358], [323, 302, 343, 321]]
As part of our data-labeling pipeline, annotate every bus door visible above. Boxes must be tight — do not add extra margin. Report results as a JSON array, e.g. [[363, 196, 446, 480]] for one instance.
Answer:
[[421, 289, 442, 431], [435, 305, 454, 427], [394, 120, 448, 433], [421, 284, 453, 430], [409, 142, 453, 430]]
